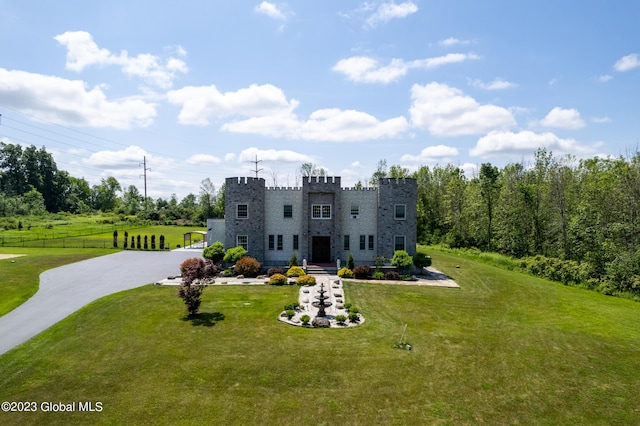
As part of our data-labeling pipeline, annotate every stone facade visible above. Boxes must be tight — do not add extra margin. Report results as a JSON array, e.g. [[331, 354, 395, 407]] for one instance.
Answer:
[[208, 176, 417, 266]]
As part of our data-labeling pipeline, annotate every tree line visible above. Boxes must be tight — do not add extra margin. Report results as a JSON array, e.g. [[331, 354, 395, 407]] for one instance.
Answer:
[[0, 142, 224, 224], [399, 149, 640, 298]]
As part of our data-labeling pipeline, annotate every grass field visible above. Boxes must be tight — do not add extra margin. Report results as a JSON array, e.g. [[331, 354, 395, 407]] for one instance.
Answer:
[[0, 249, 639, 424], [0, 247, 114, 317]]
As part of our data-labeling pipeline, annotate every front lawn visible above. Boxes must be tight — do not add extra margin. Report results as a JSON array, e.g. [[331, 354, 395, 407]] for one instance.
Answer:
[[0, 250, 638, 424]]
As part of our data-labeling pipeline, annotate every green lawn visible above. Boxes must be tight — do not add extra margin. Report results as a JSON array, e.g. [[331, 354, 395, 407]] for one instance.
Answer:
[[0, 249, 639, 424], [0, 247, 114, 317]]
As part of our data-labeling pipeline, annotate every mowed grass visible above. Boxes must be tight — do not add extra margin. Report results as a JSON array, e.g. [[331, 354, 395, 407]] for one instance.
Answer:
[[0, 247, 114, 317], [1, 250, 639, 424]]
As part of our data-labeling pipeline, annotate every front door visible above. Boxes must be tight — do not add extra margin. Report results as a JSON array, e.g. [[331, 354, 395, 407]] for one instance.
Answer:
[[312, 236, 331, 263]]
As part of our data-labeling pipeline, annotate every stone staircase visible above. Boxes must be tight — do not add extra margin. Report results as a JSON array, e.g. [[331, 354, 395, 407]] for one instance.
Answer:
[[305, 263, 337, 275]]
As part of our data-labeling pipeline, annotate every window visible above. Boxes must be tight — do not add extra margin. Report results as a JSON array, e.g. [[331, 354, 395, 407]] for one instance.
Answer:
[[277, 235, 283, 251], [268, 235, 274, 250], [394, 235, 406, 251], [293, 235, 299, 250], [359, 235, 366, 250], [350, 205, 359, 218], [368, 235, 375, 250], [237, 204, 248, 219], [284, 204, 293, 218], [344, 235, 350, 251], [237, 235, 248, 251], [312, 204, 331, 219], [395, 204, 406, 220]]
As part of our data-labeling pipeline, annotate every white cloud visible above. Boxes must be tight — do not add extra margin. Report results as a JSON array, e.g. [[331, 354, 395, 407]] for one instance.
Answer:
[[54, 31, 187, 89], [614, 53, 640, 72], [84, 146, 149, 168], [224, 153, 237, 162], [0, 68, 156, 129], [540, 107, 585, 130], [333, 53, 480, 84], [591, 116, 611, 124], [470, 130, 598, 157], [460, 162, 479, 179], [409, 82, 516, 136], [468, 78, 517, 90], [238, 147, 313, 163], [223, 108, 409, 142], [438, 37, 472, 47], [167, 83, 298, 126], [400, 145, 460, 162], [366, 1, 418, 27], [186, 154, 221, 165], [254, 1, 286, 20], [598, 74, 613, 82]]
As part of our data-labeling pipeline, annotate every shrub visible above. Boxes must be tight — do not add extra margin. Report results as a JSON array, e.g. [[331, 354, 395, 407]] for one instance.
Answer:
[[289, 252, 298, 267], [353, 265, 372, 279], [224, 246, 247, 264], [349, 306, 360, 314], [151, 235, 156, 250], [267, 267, 284, 277], [124, 231, 128, 249], [284, 302, 300, 310], [372, 271, 385, 280], [222, 268, 235, 277], [203, 241, 225, 263], [203, 260, 217, 279], [180, 258, 206, 284], [344, 302, 352, 310], [177, 282, 205, 316], [144, 235, 148, 250], [296, 274, 317, 286], [335, 314, 347, 324], [413, 252, 432, 268], [285, 309, 295, 320], [269, 273, 288, 285], [286, 266, 305, 277], [338, 267, 353, 278], [301, 314, 311, 325], [346, 253, 355, 270], [234, 256, 261, 277], [348, 312, 359, 323], [385, 271, 400, 281], [391, 250, 413, 271], [159, 235, 165, 250]]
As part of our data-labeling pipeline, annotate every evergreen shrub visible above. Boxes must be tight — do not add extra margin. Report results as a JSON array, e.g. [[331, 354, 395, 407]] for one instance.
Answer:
[[338, 267, 353, 278], [286, 266, 305, 277], [269, 273, 288, 285], [296, 274, 316, 286]]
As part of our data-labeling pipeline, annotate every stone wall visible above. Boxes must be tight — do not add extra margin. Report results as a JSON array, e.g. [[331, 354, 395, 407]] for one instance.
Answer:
[[339, 188, 378, 263], [264, 188, 303, 264], [224, 177, 265, 261], [377, 178, 417, 257]]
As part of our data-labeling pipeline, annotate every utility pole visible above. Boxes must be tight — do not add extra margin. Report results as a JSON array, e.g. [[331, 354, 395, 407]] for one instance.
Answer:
[[251, 154, 263, 178], [139, 156, 150, 209]]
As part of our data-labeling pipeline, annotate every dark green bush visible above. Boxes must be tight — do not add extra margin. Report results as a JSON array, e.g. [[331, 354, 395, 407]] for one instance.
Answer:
[[285, 310, 295, 320], [349, 306, 360, 314], [372, 271, 385, 280], [346, 253, 355, 270], [224, 246, 247, 264], [413, 252, 432, 268], [348, 312, 359, 323], [335, 314, 347, 324], [301, 314, 311, 325]]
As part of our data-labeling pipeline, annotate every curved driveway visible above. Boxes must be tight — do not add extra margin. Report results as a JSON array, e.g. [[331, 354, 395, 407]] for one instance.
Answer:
[[0, 249, 200, 356]]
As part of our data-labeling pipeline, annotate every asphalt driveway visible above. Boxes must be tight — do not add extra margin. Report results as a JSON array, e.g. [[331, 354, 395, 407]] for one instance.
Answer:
[[0, 249, 200, 356]]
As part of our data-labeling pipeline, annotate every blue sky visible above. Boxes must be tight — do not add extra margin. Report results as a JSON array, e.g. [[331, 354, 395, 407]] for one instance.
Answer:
[[1, 1, 639, 198]]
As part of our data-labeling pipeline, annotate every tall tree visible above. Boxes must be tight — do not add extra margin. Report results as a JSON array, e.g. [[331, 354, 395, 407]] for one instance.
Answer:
[[479, 163, 500, 250], [92, 177, 122, 212]]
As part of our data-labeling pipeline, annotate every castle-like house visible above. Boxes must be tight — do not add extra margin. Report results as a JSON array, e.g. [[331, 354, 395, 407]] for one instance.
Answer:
[[207, 176, 417, 266]]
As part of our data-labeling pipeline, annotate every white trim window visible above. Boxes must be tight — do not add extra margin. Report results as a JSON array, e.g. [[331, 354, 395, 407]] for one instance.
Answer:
[[312, 204, 331, 219], [394, 235, 406, 251], [395, 204, 406, 220], [237, 204, 248, 219], [237, 235, 248, 250], [350, 205, 359, 218]]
